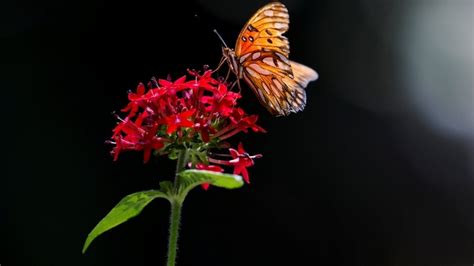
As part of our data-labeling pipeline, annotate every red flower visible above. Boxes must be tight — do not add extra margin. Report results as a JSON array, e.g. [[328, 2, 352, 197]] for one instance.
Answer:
[[237, 115, 266, 133], [186, 69, 219, 92], [193, 117, 215, 143], [158, 75, 188, 95], [108, 67, 264, 182], [214, 109, 266, 140], [111, 116, 165, 163], [140, 124, 165, 163], [194, 163, 224, 190], [228, 143, 262, 183], [121, 82, 146, 117], [161, 109, 196, 134], [229, 108, 266, 133], [201, 83, 240, 116]]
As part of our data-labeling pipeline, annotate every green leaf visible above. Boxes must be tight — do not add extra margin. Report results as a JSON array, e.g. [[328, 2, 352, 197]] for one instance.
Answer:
[[178, 169, 244, 198], [159, 181, 174, 195], [82, 190, 168, 254], [196, 151, 209, 165]]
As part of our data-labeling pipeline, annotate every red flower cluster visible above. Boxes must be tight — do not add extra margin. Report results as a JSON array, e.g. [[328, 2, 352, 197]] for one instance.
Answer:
[[109, 69, 264, 185]]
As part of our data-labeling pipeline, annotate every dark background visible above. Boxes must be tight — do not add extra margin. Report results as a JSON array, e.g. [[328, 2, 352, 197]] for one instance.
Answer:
[[3, 0, 474, 265]]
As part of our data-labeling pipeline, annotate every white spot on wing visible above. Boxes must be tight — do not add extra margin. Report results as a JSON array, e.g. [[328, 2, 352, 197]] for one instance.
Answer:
[[262, 82, 271, 94], [268, 101, 274, 109], [273, 78, 283, 91], [275, 52, 287, 61], [252, 52, 261, 60], [270, 84, 282, 98], [257, 86, 266, 101], [246, 67, 259, 79], [263, 57, 276, 67], [264, 10, 274, 17], [249, 63, 272, 75], [274, 22, 286, 29], [239, 53, 251, 63]]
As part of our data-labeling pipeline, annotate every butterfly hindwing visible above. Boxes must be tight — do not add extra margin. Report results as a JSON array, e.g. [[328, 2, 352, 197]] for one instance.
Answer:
[[242, 67, 302, 116], [289, 60, 319, 93], [241, 56, 316, 115]]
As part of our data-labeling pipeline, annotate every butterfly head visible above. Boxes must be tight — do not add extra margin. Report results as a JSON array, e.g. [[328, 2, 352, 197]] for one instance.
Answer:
[[221, 47, 234, 59], [222, 47, 240, 77]]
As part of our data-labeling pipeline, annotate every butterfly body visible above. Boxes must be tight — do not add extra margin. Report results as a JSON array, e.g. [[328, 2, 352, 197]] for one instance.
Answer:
[[222, 47, 243, 79], [222, 2, 318, 116]]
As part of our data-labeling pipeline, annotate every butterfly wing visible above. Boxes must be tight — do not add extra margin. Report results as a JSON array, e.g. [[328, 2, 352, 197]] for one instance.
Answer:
[[235, 2, 290, 58], [234, 2, 318, 116], [241, 59, 317, 115]]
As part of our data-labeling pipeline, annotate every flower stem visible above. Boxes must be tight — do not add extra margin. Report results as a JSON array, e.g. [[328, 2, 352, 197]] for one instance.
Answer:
[[174, 149, 189, 185], [166, 149, 188, 266], [166, 199, 182, 266]]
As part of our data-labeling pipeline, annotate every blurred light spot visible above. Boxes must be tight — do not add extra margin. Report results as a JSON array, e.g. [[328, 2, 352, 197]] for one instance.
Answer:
[[400, 1, 474, 140]]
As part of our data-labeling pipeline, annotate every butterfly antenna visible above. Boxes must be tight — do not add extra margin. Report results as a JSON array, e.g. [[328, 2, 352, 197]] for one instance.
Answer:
[[213, 29, 229, 48]]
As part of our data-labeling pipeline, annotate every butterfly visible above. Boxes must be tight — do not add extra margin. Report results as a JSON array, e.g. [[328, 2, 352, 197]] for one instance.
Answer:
[[217, 1, 318, 116]]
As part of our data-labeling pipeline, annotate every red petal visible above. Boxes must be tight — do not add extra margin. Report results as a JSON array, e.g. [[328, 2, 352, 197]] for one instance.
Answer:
[[180, 109, 196, 118], [233, 164, 243, 177], [137, 82, 145, 95], [200, 96, 213, 104], [158, 79, 172, 87], [229, 148, 239, 158], [241, 168, 250, 183], [151, 139, 164, 149], [180, 120, 194, 128], [217, 83, 227, 95], [207, 165, 224, 172], [143, 147, 152, 163], [167, 124, 177, 134], [195, 163, 224, 173], [237, 142, 245, 154], [174, 75, 187, 84], [200, 128, 210, 142]]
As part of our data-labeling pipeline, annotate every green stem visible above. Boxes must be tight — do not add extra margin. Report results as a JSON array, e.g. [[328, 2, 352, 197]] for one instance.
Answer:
[[166, 149, 188, 266], [174, 149, 189, 185], [166, 200, 182, 266]]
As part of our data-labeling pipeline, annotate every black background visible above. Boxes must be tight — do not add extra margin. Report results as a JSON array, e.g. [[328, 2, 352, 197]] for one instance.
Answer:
[[3, 0, 474, 265]]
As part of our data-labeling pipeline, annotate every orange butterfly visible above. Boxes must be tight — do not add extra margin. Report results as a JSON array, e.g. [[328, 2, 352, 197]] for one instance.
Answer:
[[217, 1, 318, 116]]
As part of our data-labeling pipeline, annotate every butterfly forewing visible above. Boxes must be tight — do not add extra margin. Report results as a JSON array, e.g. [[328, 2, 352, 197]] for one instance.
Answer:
[[231, 2, 318, 116], [235, 2, 290, 58]]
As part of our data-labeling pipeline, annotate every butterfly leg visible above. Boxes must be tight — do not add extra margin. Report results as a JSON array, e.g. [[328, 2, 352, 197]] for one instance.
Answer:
[[228, 79, 242, 109], [228, 79, 242, 94], [225, 67, 231, 82], [212, 56, 227, 73], [236, 78, 242, 94], [229, 81, 236, 90]]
